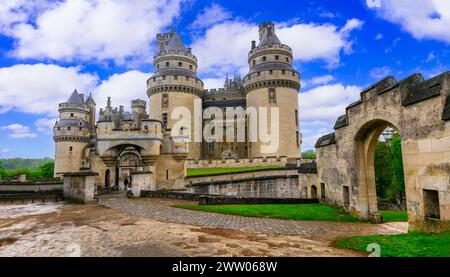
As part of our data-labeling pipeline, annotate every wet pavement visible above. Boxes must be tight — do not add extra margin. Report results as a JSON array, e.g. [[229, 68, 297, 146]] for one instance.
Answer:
[[0, 195, 408, 257]]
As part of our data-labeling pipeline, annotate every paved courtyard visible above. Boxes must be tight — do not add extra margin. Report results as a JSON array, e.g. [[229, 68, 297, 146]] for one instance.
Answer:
[[99, 193, 407, 240], [0, 194, 408, 257]]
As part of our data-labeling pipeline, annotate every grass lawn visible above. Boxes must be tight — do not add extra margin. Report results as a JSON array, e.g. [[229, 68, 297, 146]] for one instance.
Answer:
[[334, 231, 450, 257], [380, 210, 408, 222], [186, 166, 286, 177], [172, 203, 360, 222]]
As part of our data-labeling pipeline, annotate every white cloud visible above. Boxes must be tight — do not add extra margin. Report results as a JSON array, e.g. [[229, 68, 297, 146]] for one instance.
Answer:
[[375, 33, 383, 40], [1, 123, 37, 139], [299, 83, 362, 149], [303, 75, 335, 88], [203, 77, 226, 90], [191, 18, 363, 77], [0, 0, 184, 63], [0, 63, 98, 115], [0, 148, 11, 154], [93, 70, 151, 110], [368, 0, 450, 44], [189, 3, 231, 29], [369, 66, 392, 79], [35, 117, 57, 134]]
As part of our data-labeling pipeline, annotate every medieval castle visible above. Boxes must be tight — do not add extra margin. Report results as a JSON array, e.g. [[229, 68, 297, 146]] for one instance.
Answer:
[[54, 22, 301, 190]]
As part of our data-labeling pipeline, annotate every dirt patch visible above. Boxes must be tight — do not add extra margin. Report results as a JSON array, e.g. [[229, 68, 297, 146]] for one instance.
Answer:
[[0, 237, 18, 247], [198, 235, 222, 243]]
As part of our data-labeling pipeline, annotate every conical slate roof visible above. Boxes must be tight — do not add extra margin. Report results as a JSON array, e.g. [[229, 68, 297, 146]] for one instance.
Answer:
[[85, 93, 96, 105], [67, 89, 84, 105], [166, 31, 187, 52], [258, 27, 281, 47]]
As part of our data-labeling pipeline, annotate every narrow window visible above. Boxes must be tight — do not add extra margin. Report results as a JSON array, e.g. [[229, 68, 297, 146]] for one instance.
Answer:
[[423, 189, 440, 219], [252, 60, 256, 66], [286, 57, 289, 63], [166, 170, 169, 180], [67, 127, 71, 131], [269, 70, 273, 75], [70, 113, 74, 117], [296, 131, 300, 147], [262, 56, 266, 62], [166, 62, 169, 67], [189, 64, 193, 70], [162, 93, 168, 108], [257, 72, 261, 77], [321, 183, 326, 201], [178, 62, 182, 67], [174, 75, 178, 80], [268, 87, 276, 104], [295, 109, 299, 126], [343, 186, 350, 207], [162, 112, 168, 128], [162, 75, 166, 80], [69, 146, 73, 153], [275, 55, 279, 60], [157, 64, 160, 70], [282, 70, 285, 74]]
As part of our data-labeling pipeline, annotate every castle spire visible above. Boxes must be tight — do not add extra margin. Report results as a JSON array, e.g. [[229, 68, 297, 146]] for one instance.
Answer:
[[67, 89, 83, 105]]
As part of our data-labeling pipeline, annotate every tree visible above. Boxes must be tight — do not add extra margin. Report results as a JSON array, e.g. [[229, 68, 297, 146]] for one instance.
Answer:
[[374, 141, 393, 199], [37, 161, 54, 179]]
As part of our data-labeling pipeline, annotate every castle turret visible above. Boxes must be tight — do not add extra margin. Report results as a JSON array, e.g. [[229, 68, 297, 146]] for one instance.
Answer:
[[243, 22, 301, 163], [131, 99, 147, 128], [85, 93, 96, 133], [147, 27, 204, 159], [53, 89, 92, 177]]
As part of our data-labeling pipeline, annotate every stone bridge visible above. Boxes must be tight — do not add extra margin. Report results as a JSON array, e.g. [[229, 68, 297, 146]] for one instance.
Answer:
[[314, 71, 450, 232]]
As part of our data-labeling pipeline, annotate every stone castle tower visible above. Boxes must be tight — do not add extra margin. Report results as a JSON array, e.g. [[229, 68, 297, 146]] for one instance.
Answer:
[[244, 22, 301, 162], [147, 27, 204, 160], [53, 90, 95, 177]]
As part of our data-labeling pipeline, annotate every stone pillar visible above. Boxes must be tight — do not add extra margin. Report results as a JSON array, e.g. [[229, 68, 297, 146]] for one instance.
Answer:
[[131, 171, 154, 197], [63, 172, 99, 203]]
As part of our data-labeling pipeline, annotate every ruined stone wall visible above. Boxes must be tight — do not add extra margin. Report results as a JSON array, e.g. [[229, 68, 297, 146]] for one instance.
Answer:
[[186, 169, 300, 198], [315, 72, 450, 232]]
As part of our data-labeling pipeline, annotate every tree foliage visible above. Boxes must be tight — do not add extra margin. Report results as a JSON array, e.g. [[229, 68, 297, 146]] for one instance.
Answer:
[[374, 132, 405, 201], [0, 161, 54, 180]]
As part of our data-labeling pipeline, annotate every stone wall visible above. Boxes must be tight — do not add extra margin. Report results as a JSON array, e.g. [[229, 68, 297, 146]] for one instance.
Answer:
[[186, 156, 288, 168], [315, 72, 450, 232], [63, 172, 98, 203], [186, 169, 300, 198]]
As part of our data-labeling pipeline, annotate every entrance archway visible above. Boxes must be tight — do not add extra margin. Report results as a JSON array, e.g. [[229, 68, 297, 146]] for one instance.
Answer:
[[310, 185, 318, 199], [354, 119, 407, 222]]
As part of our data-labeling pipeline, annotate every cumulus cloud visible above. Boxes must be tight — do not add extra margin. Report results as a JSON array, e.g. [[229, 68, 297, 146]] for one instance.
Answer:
[[191, 18, 363, 77], [302, 75, 335, 88], [35, 117, 57, 134], [189, 3, 232, 29], [369, 66, 392, 79], [0, 0, 184, 63], [0, 64, 98, 115], [93, 70, 151, 110], [367, 0, 450, 44], [1, 123, 37, 139], [299, 83, 362, 149], [0, 64, 152, 116]]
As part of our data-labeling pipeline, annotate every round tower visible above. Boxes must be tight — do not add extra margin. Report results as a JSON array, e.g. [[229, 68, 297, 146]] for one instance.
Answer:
[[243, 22, 301, 163], [147, 28, 204, 159], [131, 99, 146, 128], [53, 89, 92, 178]]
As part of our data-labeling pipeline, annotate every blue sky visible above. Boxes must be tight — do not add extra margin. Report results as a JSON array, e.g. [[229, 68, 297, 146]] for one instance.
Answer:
[[0, 0, 449, 158]]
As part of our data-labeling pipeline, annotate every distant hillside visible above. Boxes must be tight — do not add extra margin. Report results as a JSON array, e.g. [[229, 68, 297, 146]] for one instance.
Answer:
[[0, 158, 53, 170]]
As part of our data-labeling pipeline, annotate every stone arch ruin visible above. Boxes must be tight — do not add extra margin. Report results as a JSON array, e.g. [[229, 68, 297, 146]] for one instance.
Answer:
[[314, 71, 450, 232]]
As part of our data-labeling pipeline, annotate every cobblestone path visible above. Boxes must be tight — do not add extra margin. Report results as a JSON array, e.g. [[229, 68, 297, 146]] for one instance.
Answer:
[[99, 194, 407, 240]]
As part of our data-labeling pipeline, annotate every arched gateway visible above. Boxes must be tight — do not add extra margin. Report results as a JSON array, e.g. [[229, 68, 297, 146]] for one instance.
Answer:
[[315, 72, 450, 232]]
